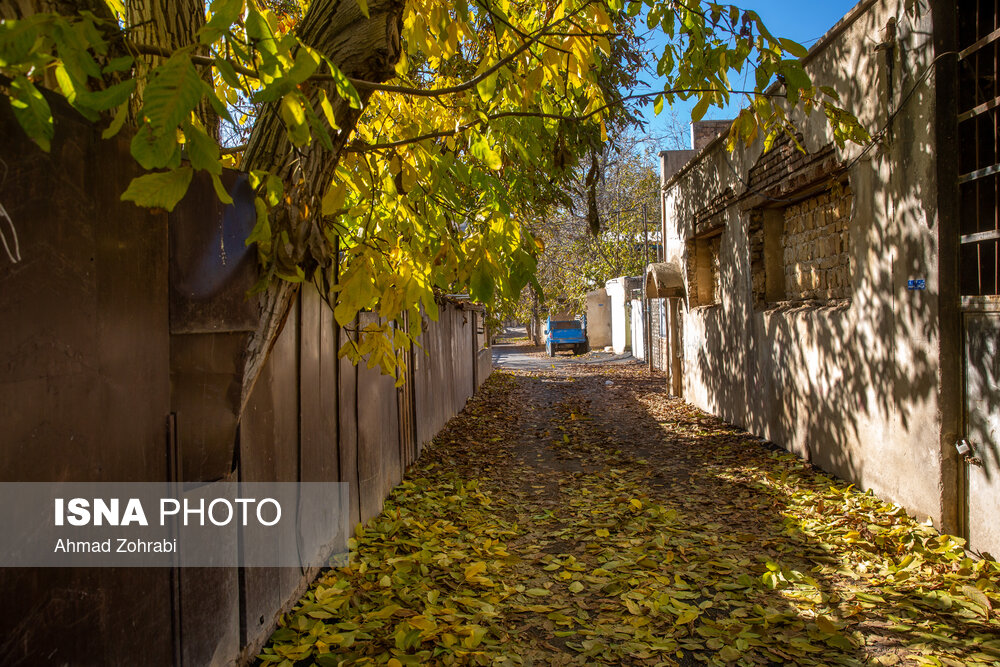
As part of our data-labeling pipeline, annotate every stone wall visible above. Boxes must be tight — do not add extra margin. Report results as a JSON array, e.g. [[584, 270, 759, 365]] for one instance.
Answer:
[[782, 188, 852, 301]]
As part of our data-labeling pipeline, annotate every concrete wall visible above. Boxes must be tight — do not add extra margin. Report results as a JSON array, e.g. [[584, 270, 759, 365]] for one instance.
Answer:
[[605, 277, 640, 354], [585, 288, 612, 347], [631, 298, 646, 360], [662, 1, 957, 533]]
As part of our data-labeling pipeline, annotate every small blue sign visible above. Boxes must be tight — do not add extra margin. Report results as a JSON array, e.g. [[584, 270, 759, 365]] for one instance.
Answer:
[[907, 279, 926, 291]]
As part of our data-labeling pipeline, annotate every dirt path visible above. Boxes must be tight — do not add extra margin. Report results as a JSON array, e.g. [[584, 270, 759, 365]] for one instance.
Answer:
[[259, 365, 1000, 666]]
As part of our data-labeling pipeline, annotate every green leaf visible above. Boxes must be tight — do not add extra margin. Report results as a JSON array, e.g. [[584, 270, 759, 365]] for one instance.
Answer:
[[120, 166, 194, 212], [476, 71, 498, 103], [653, 94, 663, 115], [778, 37, 809, 59], [76, 78, 136, 112], [210, 172, 234, 205], [200, 0, 244, 44], [470, 137, 502, 171], [131, 122, 180, 170], [321, 56, 362, 109], [470, 268, 495, 303], [317, 89, 340, 130], [184, 122, 222, 175], [247, 196, 273, 254], [691, 94, 711, 122], [288, 44, 321, 84], [101, 101, 129, 139], [214, 57, 242, 88], [718, 645, 741, 662], [0, 16, 46, 67], [280, 92, 311, 147], [141, 50, 205, 132], [103, 55, 134, 74], [8, 75, 53, 152]]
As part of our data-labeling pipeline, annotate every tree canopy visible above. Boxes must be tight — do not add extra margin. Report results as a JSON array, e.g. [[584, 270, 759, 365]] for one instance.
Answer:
[[0, 0, 868, 392]]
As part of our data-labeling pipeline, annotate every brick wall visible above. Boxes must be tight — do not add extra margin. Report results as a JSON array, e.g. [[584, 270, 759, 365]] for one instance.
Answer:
[[709, 235, 722, 302], [749, 186, 852, 307], [749, 211, 765, 306], [782, 188, 852, 301], [686, 238, 699, 306], [691, 120, 733, 150], [686, 234, 722, 308]]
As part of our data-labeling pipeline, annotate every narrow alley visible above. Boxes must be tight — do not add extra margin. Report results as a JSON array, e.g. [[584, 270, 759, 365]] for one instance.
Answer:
[[259, 344, 1000, 667]]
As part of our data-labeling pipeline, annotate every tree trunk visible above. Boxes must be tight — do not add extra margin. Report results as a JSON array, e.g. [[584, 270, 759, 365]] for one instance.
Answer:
[[126, 0, 218, 138], [238, 0, 405, 415]]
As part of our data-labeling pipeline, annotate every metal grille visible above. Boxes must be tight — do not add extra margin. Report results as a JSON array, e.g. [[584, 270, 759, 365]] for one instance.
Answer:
[[959, 0, 1000, 297]]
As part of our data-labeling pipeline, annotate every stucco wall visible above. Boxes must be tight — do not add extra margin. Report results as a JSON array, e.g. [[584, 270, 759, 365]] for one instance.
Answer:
[[585, 288, 613, 347], [605, 277, 640, 354], [631, 299, 645, 360], [662, 2, 952, 530]]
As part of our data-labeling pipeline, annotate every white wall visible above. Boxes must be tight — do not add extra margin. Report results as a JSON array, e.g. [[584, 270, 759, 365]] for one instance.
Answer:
[[605, 277, 640, 355], [631, 299, 645, 360]]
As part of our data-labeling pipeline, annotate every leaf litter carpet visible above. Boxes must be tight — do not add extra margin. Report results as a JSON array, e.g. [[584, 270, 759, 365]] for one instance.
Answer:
[[260, 364, 1000, 666]]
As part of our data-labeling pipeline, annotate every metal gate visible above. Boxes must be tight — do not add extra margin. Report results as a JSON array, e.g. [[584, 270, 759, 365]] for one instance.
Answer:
[[958, 0, 1000, 556]]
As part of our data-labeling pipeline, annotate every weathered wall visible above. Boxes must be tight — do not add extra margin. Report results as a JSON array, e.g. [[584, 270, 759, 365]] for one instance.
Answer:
[[630, 298, 646, 360], [0, 94, 490, 666], [662, 1, 954, 531], [585, 288, 612, 347], [605, 277, 640, 354]]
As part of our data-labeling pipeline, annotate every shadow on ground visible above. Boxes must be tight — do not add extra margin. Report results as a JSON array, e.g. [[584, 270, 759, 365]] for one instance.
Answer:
[[259, 364, 1000, 667]]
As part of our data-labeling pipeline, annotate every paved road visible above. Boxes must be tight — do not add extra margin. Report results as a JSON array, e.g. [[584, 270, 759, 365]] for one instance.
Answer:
[[491, 337, 638, 372]]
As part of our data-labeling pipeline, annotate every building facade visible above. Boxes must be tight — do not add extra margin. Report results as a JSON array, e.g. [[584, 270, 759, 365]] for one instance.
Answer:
[[660, 1, 1000, 556]]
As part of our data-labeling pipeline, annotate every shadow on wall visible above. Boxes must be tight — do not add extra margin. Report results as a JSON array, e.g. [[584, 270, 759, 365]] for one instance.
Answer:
[[672, 8, 946, 525]]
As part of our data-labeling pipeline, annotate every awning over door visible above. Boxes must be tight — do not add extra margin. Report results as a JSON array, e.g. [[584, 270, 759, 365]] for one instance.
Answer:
[[644, 261, 685, 298]]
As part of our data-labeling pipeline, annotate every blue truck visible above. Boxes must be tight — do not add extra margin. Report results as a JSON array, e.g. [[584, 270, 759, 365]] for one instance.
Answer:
[[544, 316, 589, 356]]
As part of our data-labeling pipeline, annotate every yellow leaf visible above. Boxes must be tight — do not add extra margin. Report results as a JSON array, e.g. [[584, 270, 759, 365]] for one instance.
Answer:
[[464, 561, 487, 581], [815, 615, 838, 634]]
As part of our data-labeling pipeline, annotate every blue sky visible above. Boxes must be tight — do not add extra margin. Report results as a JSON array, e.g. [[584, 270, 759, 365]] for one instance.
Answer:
[[634, 0, 861, 147]]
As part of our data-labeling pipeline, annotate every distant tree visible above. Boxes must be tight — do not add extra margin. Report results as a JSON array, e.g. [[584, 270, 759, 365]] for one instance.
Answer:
[[521, 133, 664, 318]]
